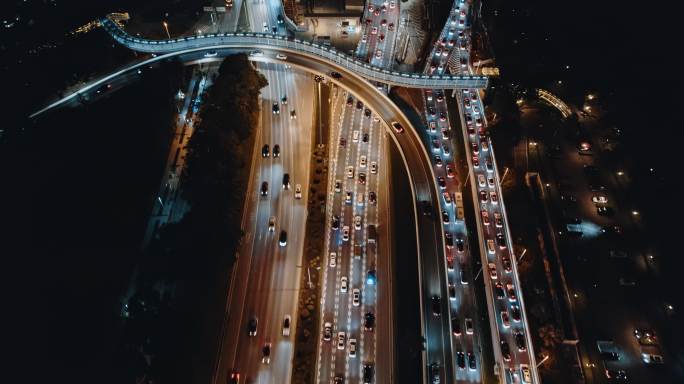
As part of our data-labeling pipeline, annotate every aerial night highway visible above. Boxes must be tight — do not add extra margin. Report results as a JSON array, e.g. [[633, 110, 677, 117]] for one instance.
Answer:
[[8, 1, 683, 384]]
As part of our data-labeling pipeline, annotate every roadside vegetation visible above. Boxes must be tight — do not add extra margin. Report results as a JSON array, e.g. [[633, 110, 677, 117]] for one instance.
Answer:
[[118, 54, 267, 384]]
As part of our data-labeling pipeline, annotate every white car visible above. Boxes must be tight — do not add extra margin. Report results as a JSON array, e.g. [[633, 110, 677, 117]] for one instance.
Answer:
[[340, 276, 348, 292], [390, 0, 395, 8], [352, 288, 361, 306], [487, 239, 495, 254], [262, 22, 268, 32], [520, 364, 531, 383], [323, 322, 332, 341], [276, 53, 287, 60], [360, 155, 367, 167], [361, 34, 367, 43], [370, 161, 377, 174], [342, 225, 350, 241], [465, 318, 473, 334], [349, 338, 357, 357], [294, 184, 302, 199], [282, 315, 291, 336], [375, 49, 383, 59], [357, 193, 364, 206], [488, 263, 497, 279], [353, 130, 360, 142], [337, 332, 346, 350], [478, 174, 486, 187], [346, 166, 354, 179], [354, 215, 362, 230], [329, 252, 337, 267], [592, 195, 608, 204], [371, 27, 378, 35], [334, 179, 342, 193]]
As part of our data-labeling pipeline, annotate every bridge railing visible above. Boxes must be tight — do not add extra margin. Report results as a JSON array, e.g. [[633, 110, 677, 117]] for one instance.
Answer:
[[100, 17, 488, 89]]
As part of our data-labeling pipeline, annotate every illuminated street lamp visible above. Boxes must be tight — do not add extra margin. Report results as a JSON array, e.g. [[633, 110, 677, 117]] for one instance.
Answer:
[[583, 105, 591, 112], [587, 94, 595, 100], [616, 170, 624, 176], [162, 21, 171, 39], [632, 210, 639, 216], [537, 354, 550, 368]]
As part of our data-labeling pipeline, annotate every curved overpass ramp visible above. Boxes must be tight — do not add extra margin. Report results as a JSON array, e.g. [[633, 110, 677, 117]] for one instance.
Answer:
[[100, 17, 487, 90]]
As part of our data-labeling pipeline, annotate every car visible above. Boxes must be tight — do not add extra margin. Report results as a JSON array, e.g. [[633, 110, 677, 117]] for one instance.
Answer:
[[465, 317, 473, 334], [597, 206, 614, 216], [511, 305, 521, 322], [490, 191, 498, 204], [272, 103, 280, 114], [605, 369, 627, 380], [446, 164, 455, 178], [515, 331, 526, 351], [430, 363, 440, 383], [356, 100, 363, 110], [381, 18, 387, 27], [346, 96, 353, 106], [262, 22, 269, 32], [368, 4, 374, 11], [442, 143, 451, 157], [442, 210, 450, 224], [262, 144, 270, 157], [379, 33, 385, 41], [502, 257, 512, 273], [248, 317, 258, 336], [340, 276, 348, 292], [276, 13, 283, 23], [342, 226, 350, 241], [261, 181, 269, 196], [371, 26, 378, 35], [331, 215, 340, 230], [480, 190, 489, 203], [360, 155, 367, 167], [476, 117, 483, 127], [468, 352, 476, 370], [329, 252, 337, 268], [460, 57, 467, 67], [472, 156, 479, 167], [294, 184, 302, 199], [500, 339, 511, 361], [439, 112, 447, 121], [361, 33, 368, 43], [290, 110, 297, 119], [261, 342, 271, 364], [367, 191, 376, 206], [345, 191, 352, 205], [457, 351, 466, 369], [487, 239, 495, 254], [501, 310, 510, 328], [441, 129, 450, 140], [282, 173, 290, 189], [600, 350, 621, 361], [229, 372, 240, 384], [445, 232, 454, 248], [482, 210, 490, 226], [494, 282, 505, 298], [506, 283, 517, 302], [323, 322, 332, 341], [364, 312, 376, 331], [437, 176, 446, 189], [494, 212, 503, 227], [459, 40, 467, 50], [456, 237, 464, 252], [520, 364, 532, 383], [271, 25, 277, 34], [354, 215, 362, 230], [443, 192, 452, 205], [481, 141, 489, 151], [279, 230, 287, 246], [460, 265, 468, 285], [358, 172, 366, 184], [363, 132, 369, 143], [449, 284, 456, 300], [268, 216, 276, 232], [330, 71, 342, 79], [434, 155, 443, 167], [488, 263, 497, 279], [370, 161, 377, 174], [363, 364, 374, 384], [390, 0, 395, 8], [436, 92, 444, 102], [273, 144, 280, 157], [486, 160, 493, 172], [281, 95, 288, 105], [353, 130, 360, 142], [471, 141, 479, 154], [346, 166, 354, 179], [488, 177, 495, 187], [391, 121, 404, 133], [496, 233, 506, 248], [431, 295, 441, 316], [352, 289, 361, 306], [337, 332, 346, 350], [388, 22, 394, 31], [478, 174, 486, 187], [334, 180, 342, 193], [348, 338, 357, 357], [431, 139, 441, 152], [282, 315, 291, 336]]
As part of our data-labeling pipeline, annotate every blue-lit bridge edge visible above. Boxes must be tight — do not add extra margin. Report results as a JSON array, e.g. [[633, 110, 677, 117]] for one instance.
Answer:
[[99, 17, 488, 90]]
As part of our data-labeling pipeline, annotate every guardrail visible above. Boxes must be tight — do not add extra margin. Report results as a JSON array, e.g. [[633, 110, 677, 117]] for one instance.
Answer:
[[100, 17, 488, 90]]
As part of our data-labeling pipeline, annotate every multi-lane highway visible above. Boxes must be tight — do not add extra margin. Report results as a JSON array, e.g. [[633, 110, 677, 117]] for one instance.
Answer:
[[356, 0, 400, 69], [315, 87, 392, 383], [216, 62, 314, 383]]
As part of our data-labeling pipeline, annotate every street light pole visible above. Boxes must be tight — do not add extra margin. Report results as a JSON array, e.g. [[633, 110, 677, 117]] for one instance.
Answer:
[[162, 21, 171, 39], [500, 167, 510, 184], [517, 248, 527, 264], [536, 354, 550, 368]]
